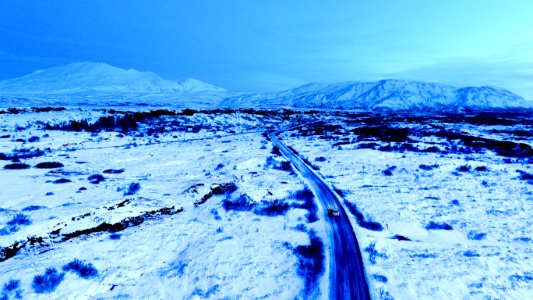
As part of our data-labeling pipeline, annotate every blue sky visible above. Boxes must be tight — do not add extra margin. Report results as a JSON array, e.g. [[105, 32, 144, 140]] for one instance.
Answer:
[[1, 0, 532, 98]]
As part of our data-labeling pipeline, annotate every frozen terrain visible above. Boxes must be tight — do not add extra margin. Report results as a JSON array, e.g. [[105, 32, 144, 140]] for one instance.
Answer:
[[279, 114, 533, 299], [0, 107, 531, 299], [0, 109, 330, 299]]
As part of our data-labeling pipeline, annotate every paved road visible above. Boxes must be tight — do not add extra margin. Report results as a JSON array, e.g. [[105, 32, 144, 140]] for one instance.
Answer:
[[269, 132, 370, 300]]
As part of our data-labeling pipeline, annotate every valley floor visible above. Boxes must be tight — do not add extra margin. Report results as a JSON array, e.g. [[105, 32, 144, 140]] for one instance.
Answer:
[[0, 108, 531, 299]]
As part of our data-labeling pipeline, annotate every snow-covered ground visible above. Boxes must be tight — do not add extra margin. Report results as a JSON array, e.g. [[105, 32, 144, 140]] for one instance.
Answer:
[[280, 117, 533, 299], [1, 108, 531, 299], [0, 109, 328, 299]]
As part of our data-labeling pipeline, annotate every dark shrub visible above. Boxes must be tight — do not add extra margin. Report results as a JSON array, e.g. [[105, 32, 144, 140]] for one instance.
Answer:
[[373, 274, 388, 283], [22, 205, 46, 211], [463, 250, 480, 257], [293, 187, 314, 201], [425, 221, 453, 230], [516, 170, 533, 184], [292, 187, 318, 223], [450, 200, 460, 206], [53, 178, 71, 184], [456, 165, 471, 172], [382, 166, 396, 176], [467, 231, 486, 240], [274, 161, 293, 172], [124, 182, 141, 195], [62, 259, 98, 279], [7, 214, 31, 226], [3, 163, 30, 170], [314, 157, 327, 162], [364, 243, 388, 264], [35, 162, 64, 169], [419, 164, 439, 171], [0, 153, 8, 160], [2, 279, 20, 292], [103, 169, 125, 174], [345, 201, 383, 231], [215, 163, 224, 171], [254, 200, 291, 216], [272, 146, 282, 156], [474, 166, 489, 172], [88, 174, 105, 184], [32, 268, 65, 293], [294, 231, 325, 294], [222, 194, 255, 211], [109, 233, 121, 240], [391, 234, 411, 241], [28, 136, 40, 142]]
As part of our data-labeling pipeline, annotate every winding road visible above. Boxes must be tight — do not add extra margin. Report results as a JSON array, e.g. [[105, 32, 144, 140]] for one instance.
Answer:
[[269, 131, 370, 300]]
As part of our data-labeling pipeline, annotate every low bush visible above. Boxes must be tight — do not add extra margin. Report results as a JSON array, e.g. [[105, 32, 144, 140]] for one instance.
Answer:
[[292, 187, 318, 223], [32, 268, 65, 293], [467, 231, 486, 240], [463, 250, 480, 257], [364, 243, 388, 264], [314, 157, 327, 162], [253, 200, 291, 217], [419, 164, 439, 171], [103, 169, 125, 174], [474, 166, 489, 172], [124, 182, 141, 196], [294, 231, 325, 294], [344, 201, 383, 231], [456, 165, 471, 172], [382, 166, 397, 176], [62, 259, 98, 279], [373, 274, 388, 283], [391, 234, 411, 241], [272, 146, 282, 156], [53, 178, 71, 184], [35, 162, 64, 169], [2, 279, 20, 292], [222, 194, 255, 211], [3, 163, 30, 170], [22, 205, 46, 211], [88, 174, 105, 184], [425, 221, 453, 230], [274, 161, 293, 172], [7, 214, 31, 226]]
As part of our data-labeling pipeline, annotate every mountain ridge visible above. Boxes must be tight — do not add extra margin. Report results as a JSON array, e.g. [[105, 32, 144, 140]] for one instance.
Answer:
[[0, 62, 530, 110]]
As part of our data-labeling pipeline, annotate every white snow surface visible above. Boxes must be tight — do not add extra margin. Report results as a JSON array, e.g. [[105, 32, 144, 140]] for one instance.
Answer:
[[280, 120, 533, 299], [0, 111, 329, 299]]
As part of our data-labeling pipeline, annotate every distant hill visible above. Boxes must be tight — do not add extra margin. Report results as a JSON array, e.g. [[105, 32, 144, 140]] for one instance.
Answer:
[[221, 79, 531, 111], [0, 62, 226, 107], [0, 63, 530, 110]]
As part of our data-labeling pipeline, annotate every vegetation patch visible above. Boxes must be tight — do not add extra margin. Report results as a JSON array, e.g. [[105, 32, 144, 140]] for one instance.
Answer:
[[293, 231, 325, 295], [62, 259, 98, 279], [32, 268, 65, 294], [344, 201, 383, 231], [35, 162, 64, 169]]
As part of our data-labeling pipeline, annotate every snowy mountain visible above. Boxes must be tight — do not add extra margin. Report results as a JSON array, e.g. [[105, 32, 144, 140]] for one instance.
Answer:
[[0, 62, 225, 94], [221, 79, 531, 111], [0, 63, 530, 110], [0, 62, 226, 108]]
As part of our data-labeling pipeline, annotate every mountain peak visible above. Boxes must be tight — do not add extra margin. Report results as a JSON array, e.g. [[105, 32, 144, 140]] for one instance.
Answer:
[[0, 62, 224, 95]]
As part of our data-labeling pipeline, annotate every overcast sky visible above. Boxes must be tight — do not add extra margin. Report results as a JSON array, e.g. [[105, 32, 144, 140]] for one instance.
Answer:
[[1, 0, 532, 98]]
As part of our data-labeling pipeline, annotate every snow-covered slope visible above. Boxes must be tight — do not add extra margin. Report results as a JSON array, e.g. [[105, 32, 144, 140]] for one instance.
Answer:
[[221, 79, 531, 111], [0, 63, 530, 111], [0, 62, 226, 108]]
